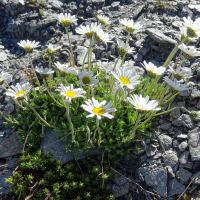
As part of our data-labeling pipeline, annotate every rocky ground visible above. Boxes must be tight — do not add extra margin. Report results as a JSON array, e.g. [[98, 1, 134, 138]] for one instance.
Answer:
[[0, 0, 200, 199]]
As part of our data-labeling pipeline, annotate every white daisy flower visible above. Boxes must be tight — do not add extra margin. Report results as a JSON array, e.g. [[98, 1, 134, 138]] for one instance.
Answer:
[[196, 5, 200, 12], [97, 15, 110, 25], [141, 61, 166, 78], [119, 19, 143, 33], [111, 67, 140, 89], [189, 111, 200, 121], [54, 62, 78, 75], [35, 66, 55, 75], [78, 70, 99, 87], [19, 0, 24, 5], [179, 43, 200, 59], [56, 84, 86, 103], [76, 22, 100, 39], [5, 82, 32, 101], [95, 27, 112, 43], [117, 40, 135, 56], [167, 66, 192, 80], [0, 71, 11, 85], [17, 40, 40, 53], [57, 13, 77, 28], [179, 27, 192, 43], [182, 16, 200, 38], [47, 43, 62, 55], [127, 94, 161, 112], [164, 77, 191, 94], [81, 97, 116, 120]]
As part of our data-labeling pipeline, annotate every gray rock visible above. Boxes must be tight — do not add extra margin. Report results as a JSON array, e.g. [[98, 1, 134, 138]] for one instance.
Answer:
[[138, 166, 149, 182], [75, 46, 95, 66], [112, 176, 127, 186], [40, 129, 103, 165], [179, 90, 190, 97], [160, 123, 171, 130], [190, 172, 200, 184], [132, 5, 145, 19], [170, 107, 181, 119], [111, 1, 120, 8], [145, 167, 167, 197], [163, 150, 178, 168], [2, 103, 14, 116], [172, 118, 182, 127], [111, 182, 129, 198], [191, 189, 200, 200], [179, 151, 189, 164], [191, 87, 200, 99], [196, 99, 200, 109], [159, 135, 172, 150], [166, 166, 175, 178], [146, 28, 177, 44], [176, 168, 192, 182], [0, 132, 21, 158], [173, 140, 179, 148], [49, 0, 63, 10], [168, 179, 185, 197], [178, 141, 188, 152], [133, 53, 142, 62], [188, 128, 200, 161], [177, 114, 195, 129], [0, 52, 8, 61], [177, 133, 188, 139], [145, 144, 157, 157]]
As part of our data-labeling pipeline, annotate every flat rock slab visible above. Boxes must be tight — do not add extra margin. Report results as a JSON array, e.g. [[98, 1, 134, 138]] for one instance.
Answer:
[[168, 179, 185, 197], [188, 128, 200, 161], [145, 167, 167, 197], [0, 52, 8, 62], [146, 28, 177, 44], [40, 129, 103, 165], [0, 132, 21, 158]]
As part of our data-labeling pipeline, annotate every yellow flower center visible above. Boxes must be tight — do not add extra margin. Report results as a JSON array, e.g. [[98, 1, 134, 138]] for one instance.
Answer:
[[174, 73, 184, 81], [16, 91, 26, 97], [120, 77, 130, 85], [92, 107, 105, 115], [147, 70, 157, 78], [99, 19, 106, 25], [84, 31, 95, 39], [126, 26, 135, 33], [0, 77, 3, 85], [24, 46, 34, 53], [118, 47, 128, 56], [187, 27, 198, 38], [65, 91, 76, 97], [82, 77, 91, 85], [136, 104, 140, 108], [61, 20, 72, 28]]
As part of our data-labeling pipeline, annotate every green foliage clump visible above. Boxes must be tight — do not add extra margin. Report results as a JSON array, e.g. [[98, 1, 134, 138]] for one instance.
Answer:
[[6, 150, 115, 200]]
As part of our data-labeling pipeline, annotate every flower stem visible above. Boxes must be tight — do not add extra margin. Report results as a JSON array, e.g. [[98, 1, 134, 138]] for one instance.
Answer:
[[48, 55, 52, 89], [126, 32, 130, 44], [145, 77, 157, 96], [141, 76, 150, 95], [82, 48, 89, 71], [65, 28, 75, 67], [154, 106, 181, 116], [120, 54, 126, 67], [137, 111, 155, 129], [28, 53, 43, 93], [0, 110, 18, 124], [114, 88, 121, 108], [96, 116, 101, 147], [161, 92, 179, 105], [125, 112, 142, 142], [62, 97, 75, 142], [185, 63, 200, 84], [88, 38, 92, 72], [24, 100, 53, 128]]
